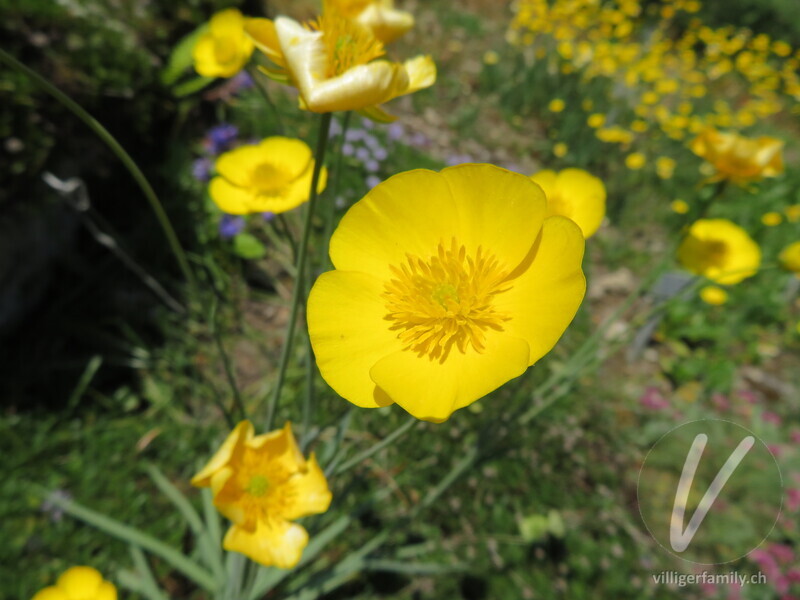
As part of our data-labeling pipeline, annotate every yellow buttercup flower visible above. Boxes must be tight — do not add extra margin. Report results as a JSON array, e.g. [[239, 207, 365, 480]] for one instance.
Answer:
[[548, 98, 566, 112], [553, 142, 568, 157], [193, 9, 254, 78], [530, 168, 606, 238], [625, 152, 646, 170], [192, 421, 332, 569], [307, 165, 586, 422], [331, 0, 415, 44], [32, 567, 116, 600], [779, 241, 800, 275], [587, 113, 606, 128], [678, 219, 761, 284], [761, 212, 782, 226], [786, 204, 800, 223], [670, 199, 690, 214], [700, 285, 728, 306], [656, 156, 676, 179], [246, 2, 435, 118], [689, 128, 784, 184], [209, 137, 327, 215]]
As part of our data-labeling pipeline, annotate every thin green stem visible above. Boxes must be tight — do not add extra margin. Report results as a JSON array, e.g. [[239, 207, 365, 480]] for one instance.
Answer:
[[0, 48, 195, 288], [247, 66, 284, 135], [335, 417, 418, 475], [265, 112, 332, 431], [210, 297, 247, 422]]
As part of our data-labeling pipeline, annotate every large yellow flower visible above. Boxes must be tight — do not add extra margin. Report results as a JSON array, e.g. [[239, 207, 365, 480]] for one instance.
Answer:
[[677, 219, 761, 284], [32, 567, 116, 600], [529, 168, 606, 238], [689, 129, 784, 184], [193, 9, 254, 78], [330, 0, 415, 44], [245, 2, 435, 118], [192, 421, 332, 569], [209, 137, 327, 215], [307, 164, 586, 422]]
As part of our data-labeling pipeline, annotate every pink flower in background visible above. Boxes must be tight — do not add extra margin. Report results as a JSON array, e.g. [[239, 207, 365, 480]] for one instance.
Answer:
[[787, 488, 800, 512], [762, 411, 782, 425], [738, 389, 760, 404], [640, 387, 669, 410], [790, 430, 800, 444], [770, 544, 795, 565], [711, 393, 730, 411], [768, 444, 783, 457]]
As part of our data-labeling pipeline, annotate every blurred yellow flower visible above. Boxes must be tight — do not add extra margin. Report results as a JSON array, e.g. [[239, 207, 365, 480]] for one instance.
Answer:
[[700, 286, 728, 306], [761, 212, 783, 226], [32, 567, 116, 600], [192, 421, 331, 568], [209, 138, 327, 215], [307, 165, 586, 422], [246, 2, 435, 118], [625, 152, 646, 170], [530, 168, 606, 238], [689, 129, 784, 184], [779, 241, 800, 275], [656, 156, 676, 179], [554, 142, 569, 157], [483, 50, 500, 65], [671, 199, 689, 214], [548, 98, 566, 113], [331, 0, 415, 44], [786, 204, 800, 222], [587, 113, 606, 128], [678, 219, 761, 284], [193, 9, 254, 78]]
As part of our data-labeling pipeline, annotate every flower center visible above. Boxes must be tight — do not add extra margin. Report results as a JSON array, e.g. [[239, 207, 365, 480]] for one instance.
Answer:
[[697, 239, 730, 269], [382, 239, 512, 362], [311, 1, 385, 78], [251, 162, 290, 194], [245, 474, 271, 497]]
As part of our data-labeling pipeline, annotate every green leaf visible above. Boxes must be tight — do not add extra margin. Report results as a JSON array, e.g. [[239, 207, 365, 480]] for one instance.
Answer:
[[161, 24, 209, 86], [233, 233, 268, 260], [173, 76, 215, 97]]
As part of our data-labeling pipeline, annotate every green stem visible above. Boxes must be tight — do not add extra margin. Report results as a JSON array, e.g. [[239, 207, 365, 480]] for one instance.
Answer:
[[247, 65, 284, 135], [323, 111, 352, 270], [335, 417, 418, 475], [0, 49, 196, 288], [265, 112, 333, 431]]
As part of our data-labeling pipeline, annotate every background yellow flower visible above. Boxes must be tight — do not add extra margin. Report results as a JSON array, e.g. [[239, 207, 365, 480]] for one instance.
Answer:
[[32, 567, 116, 600], [689, 128, 784, 184], [192, 421, 332, 569], [779, 241, 800, 275], [700, 285, 728, 305], [529, 168, 607, 238], [678, 219, 761, 284], [308, 164, 586, 422], [209, 137, 327, 215], [193, 9, 254, 78]]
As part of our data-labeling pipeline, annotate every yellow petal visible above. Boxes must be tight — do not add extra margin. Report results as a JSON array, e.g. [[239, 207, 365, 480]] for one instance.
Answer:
[[223, 520, 309, 569], [215, 146, 264, 188], [257, 165, 327, 214], [192, 34, 220, 77], [280, 454, 333, 520], [553, 169, 606, 238], [494, 216, 586, 365], [245, 18, 286, 66], [369, 332, 530, 422], [306, 61, 408, 113], [308, 270, 401, 407], [209, 466, 248, 526], [356, 3, 415, 44], [330, 165, 547, 281], [191, 420, 253, 487], [210, 8, 246, 37], [248, 422, 307, 476], [399, 55, 436, 95], [31, 587, 69, 600], [529, 170, 557, 198], [257, 137, 313, 181], [94, 582, 117, 600], [209, 177, 259, 215], [56, 567, 102, 598]]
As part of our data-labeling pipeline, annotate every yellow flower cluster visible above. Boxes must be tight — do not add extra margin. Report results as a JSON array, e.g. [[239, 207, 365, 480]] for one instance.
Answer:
[[509, 0, 799, 144]]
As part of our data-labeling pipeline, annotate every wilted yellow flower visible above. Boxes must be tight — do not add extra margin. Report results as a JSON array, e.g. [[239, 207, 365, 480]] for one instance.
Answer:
[[678, 219, 761, 284], [554, 142, 568, 157], [761, 212, 783, 226], [625, 152, 646, 170], [779, 241, 800, 275], [307, 165, 586, 422], [530, 168, 606, 238], [548, 98, 566, 113], [192, 421, 332, 568], [32, 567, 116, 600], [671, 199, 690, 214], [700, 285, 728, 306], [331, 0, 415, 44], [209, 138, 327, 215], [193, 9, 254, 78], [656, 156, 676, 179], [246, 2, 435, 118], [689, 128, 784, 184]]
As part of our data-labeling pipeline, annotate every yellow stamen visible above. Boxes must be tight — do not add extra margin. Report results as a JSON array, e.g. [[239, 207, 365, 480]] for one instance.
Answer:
[[382, 239, 512, 362], [310, 0, 385, 78], [246, 474, 271, 497]]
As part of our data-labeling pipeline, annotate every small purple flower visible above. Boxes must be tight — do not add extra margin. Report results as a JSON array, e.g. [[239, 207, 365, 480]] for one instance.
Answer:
[[329, 118, 343, 137], [356, 147, 371, 162], [410, 132, 429, 147], [342, 143, 355, 157], [446, 153, 473, 166], [345, 128, 365, 142], [365, 159, 380, 172], [192, 157, 213, 182], [205, 124, 239, 154], [387, 122, 404, 141], [360, 117, 374, 130], [363, 134, 381, 150], [365, 175, 381, 189], [229, 71, 254, 94], [219, 214, 246, 239], [262, 212, 275, 221], [372, 145, 388, 161]]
